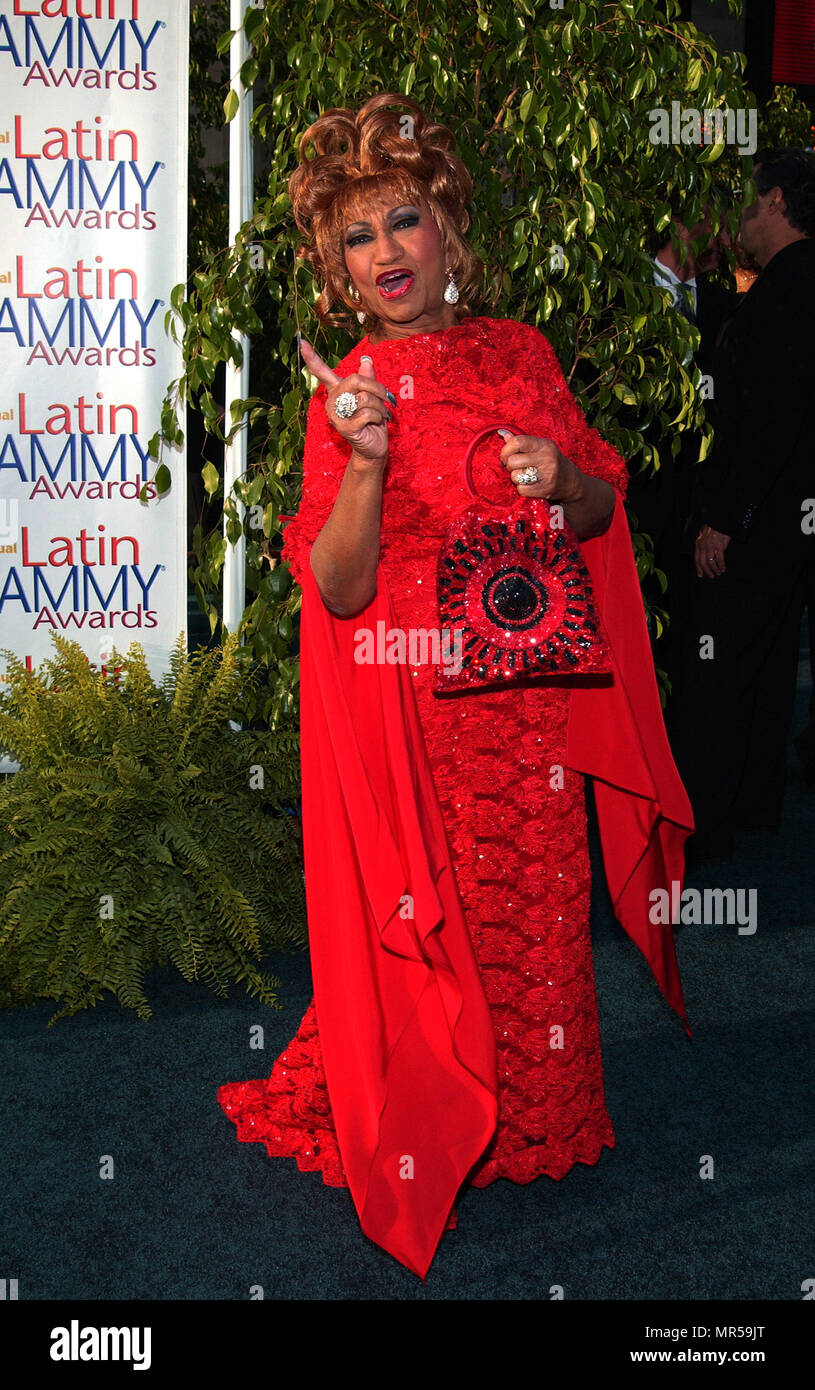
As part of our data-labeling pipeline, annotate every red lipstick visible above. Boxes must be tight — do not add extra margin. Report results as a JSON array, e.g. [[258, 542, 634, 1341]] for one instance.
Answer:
[[376, 269, 415, 299]]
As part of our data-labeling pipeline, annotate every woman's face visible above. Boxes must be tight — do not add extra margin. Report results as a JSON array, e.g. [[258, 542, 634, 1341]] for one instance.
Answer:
[[343, 197, 458, 341]]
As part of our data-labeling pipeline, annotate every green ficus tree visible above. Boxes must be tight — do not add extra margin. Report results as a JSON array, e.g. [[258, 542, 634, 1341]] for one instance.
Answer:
[[188, 1, 231, 272], [161, 0, 806, 722], [758, 83, 813, 149]]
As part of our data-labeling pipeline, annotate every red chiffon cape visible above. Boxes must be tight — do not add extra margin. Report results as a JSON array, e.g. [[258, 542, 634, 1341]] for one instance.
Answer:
[[297, 493, 693, 1279]]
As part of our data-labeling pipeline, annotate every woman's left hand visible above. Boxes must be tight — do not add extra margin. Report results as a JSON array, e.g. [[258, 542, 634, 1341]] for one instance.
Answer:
[[498, 432, 583, 505]]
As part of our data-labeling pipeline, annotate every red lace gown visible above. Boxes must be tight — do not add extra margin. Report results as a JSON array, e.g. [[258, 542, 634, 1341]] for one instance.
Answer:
[[218, 317, 631, 1200]]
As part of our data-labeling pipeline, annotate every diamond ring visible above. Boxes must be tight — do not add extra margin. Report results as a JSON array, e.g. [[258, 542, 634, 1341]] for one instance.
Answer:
[[514, 467, 539, 486], [334, 391, 358, 419]]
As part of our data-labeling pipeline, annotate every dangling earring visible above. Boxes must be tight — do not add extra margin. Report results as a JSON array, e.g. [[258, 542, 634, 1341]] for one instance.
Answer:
[[443, 269, 460, 305], [348, 281, 366, 324]]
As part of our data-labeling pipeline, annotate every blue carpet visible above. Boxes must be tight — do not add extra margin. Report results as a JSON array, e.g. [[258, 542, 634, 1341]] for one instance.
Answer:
[[1, 661, 813, 1300]]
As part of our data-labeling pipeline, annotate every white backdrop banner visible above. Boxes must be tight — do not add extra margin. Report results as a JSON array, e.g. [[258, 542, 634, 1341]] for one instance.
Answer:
[[0, 0, 189, 760]]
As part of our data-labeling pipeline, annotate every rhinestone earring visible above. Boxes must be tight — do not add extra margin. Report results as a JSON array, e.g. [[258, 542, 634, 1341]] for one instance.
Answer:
[[348, 281, 366, 324], [443, 270, 459, 305]]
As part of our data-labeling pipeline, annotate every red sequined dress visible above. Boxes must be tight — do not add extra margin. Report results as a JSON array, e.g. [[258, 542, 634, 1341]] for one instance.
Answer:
[[218, 317, 635, 1194]]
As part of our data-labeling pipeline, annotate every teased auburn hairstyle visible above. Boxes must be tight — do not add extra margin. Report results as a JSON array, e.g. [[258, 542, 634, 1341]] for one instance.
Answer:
[[287, 92, 484, 331]]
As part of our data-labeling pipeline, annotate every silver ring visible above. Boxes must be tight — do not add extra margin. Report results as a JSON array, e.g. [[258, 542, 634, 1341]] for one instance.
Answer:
[[514, 467, 539, 486], [334, 391, 358, 419]]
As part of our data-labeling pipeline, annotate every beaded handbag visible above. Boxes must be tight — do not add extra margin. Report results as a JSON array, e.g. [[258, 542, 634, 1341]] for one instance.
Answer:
[[433, 424, 612, 694]]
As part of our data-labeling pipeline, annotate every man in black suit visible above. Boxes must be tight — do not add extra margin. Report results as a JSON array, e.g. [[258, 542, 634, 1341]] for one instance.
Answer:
[[671, 148, 815, 861], [627, 206, 737, 686]]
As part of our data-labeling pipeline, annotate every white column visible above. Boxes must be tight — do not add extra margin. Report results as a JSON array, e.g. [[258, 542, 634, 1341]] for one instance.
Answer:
[[222, 0, 255, 634]]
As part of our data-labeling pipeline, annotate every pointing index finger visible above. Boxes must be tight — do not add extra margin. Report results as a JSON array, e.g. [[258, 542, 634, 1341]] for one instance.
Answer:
[[298, 335, 341, 389]]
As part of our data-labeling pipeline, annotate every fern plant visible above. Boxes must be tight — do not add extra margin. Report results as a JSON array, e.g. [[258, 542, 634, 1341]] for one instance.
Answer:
[[0, 633, 305, 1025]]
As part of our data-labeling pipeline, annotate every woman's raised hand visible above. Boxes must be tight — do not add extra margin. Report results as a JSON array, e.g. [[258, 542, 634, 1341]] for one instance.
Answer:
[[298, 336, 393, 466], [497, 432, 583, 503]]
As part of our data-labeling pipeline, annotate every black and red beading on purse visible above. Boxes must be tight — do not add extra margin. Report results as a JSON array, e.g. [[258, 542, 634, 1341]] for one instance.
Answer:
[[433, 424, 612, 694]]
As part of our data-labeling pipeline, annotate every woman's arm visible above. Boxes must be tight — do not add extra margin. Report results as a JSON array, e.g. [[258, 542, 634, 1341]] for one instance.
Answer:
[[294, 340, 392, 617], [309, 453, 386, 617], [556, 459, 617, 540]]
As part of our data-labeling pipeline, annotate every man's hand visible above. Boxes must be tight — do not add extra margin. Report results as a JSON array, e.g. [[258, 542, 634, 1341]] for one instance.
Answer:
[[695, 524, 731, 578]]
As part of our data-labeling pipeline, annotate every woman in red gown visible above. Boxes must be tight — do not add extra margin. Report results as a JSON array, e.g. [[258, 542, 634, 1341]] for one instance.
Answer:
[[218, 94, 693, 1279]]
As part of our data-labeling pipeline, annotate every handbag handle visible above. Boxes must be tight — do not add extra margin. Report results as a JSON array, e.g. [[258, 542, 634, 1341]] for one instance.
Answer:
[[462, 423, 526, 500]]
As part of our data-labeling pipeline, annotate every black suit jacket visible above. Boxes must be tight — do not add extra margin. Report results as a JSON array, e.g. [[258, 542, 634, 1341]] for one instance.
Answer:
[[694, 274, 740, 382], [694, 238, 815, 555], [626, 272, 737, 553]]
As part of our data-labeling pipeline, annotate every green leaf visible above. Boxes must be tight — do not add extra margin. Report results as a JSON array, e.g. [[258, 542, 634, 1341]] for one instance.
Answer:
[[262, 503, 277, 540], [223, 89, 239, 123], [578, 200, 595, 235], [154, 464, 171, 495], [202, 462, 221, 498], [699, 139, 726, 164], [240, 57, 259, 89], [244, 9, 265, 42], [625, 70, 645, 101], [686, 57, 704, 91], [583, 180, 605, 211], [263, 566, 292, 603]]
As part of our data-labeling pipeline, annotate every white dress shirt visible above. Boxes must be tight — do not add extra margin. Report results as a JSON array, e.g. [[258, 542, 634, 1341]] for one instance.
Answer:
[[652, 255, 697, 317]]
